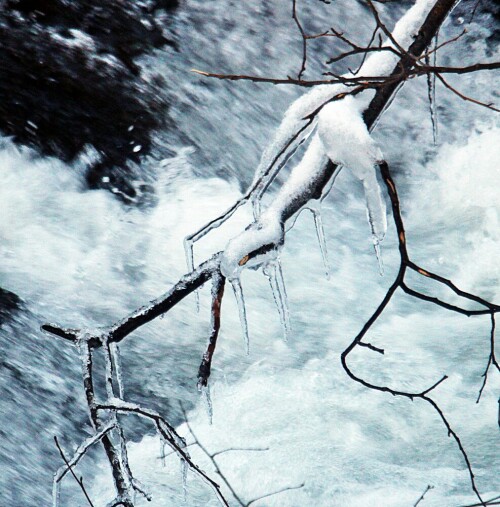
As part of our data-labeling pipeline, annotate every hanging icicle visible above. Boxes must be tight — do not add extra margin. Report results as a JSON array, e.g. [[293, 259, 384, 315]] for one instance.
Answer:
[[309, 205, 331, 279], [231, 277, 250, 354], [200, 384, 214, 425], [184, 239, 200, 312], [110, 343, 124, 399], [264, 259, 291, 342], [160, 436, 167, 467], [425, 32, 439, 145], [373, 239, 384, 277], [180, 457, 188, 502]]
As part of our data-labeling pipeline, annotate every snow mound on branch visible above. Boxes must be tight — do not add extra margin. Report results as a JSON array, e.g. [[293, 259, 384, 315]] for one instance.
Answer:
[[317, 96, 382, 176], [252, 0, 437, 189]]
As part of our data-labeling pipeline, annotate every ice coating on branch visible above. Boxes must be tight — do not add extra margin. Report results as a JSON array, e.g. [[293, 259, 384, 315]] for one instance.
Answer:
[[220, 216, 283, 280], [251, 85, 342, 188], [267, 134, 330, 219], [317, 96, 382, 175], [317, 96, 387, 244]]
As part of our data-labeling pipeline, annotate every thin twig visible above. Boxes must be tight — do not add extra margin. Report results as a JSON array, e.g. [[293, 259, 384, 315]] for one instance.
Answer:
[[54, 436, 95, 507], [292, 0, 308, 79], [477, 313, 499, 402], [436, 72, 499, 112], [245, 482, 305, 506], [413, 484, 434, 506]]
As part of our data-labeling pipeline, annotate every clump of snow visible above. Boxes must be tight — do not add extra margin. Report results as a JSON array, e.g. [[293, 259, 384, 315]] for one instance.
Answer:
[[251, 0, 437, 201], [317, 96, 383, 176], [220, 218, 283, 280]]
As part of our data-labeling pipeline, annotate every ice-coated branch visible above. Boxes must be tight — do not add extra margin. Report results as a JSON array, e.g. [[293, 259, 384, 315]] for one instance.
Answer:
[[96, 402, 229, 506], [42, 254, 221, 346], [53, 421, 116, 492], [198, 273, 226, 389]]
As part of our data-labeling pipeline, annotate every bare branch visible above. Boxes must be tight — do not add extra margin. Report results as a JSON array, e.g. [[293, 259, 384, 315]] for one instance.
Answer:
[[435, 73, 499, 112], [54, 436, 95, 507], [245, 482, 305, 506], [413, 484, 434, 506], [477, 313, 500, 403], [292, 0, 308, 79]]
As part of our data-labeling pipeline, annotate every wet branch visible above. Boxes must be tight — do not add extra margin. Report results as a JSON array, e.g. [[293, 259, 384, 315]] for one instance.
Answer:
[[340, 160, 499, 507]]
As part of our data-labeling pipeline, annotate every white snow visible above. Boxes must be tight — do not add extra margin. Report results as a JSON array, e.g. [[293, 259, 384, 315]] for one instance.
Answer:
[[251, 0, 438, 202]]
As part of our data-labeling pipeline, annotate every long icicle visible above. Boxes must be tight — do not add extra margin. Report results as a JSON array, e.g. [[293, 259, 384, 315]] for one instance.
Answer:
[[373, 239, 384, 277], [200, 384, 213, 425], [425, 33, 439, 145], [110, 343, 124, 399], [276, 258, 291, 339], [265, 260, 291, 342], [184, 239, 200, 312], [310, 205, 331, 280], [180, 457, 188, 502], [231, 278, 250, 354]]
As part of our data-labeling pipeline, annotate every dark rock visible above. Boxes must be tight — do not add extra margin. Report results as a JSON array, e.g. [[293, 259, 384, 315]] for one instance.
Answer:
[[0, 0, 178, 202], [0, 287, 22, 325]]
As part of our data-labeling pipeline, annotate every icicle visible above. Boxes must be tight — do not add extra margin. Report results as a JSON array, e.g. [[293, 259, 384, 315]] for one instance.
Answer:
[[264, 259, 291, 342], [110, 343, 124, 399], [425, 33, 438, 145], [373, 238, 384, 276], [309, 205, 331, 280], [180, 458, 188, 502], [231, 277, 250, 354], [160, 436, 167, 467], [200, 384, 213, 425], [276, 259, 291, 338], [362, 172, 387, 247], [183, 238, 200, 312], [52, 478, 60, 507]]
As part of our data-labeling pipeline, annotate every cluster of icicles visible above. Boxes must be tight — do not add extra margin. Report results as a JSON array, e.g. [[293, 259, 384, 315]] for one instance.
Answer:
[[182, 0, 439, 352], [185, 93, 389, 352]]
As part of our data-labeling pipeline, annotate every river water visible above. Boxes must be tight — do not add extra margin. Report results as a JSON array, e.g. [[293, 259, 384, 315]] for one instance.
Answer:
[[0, 1, 498, 506]]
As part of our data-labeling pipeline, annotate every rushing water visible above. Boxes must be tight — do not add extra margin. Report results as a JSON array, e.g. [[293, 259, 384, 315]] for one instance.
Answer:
[[0, 1, 498, 506]]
